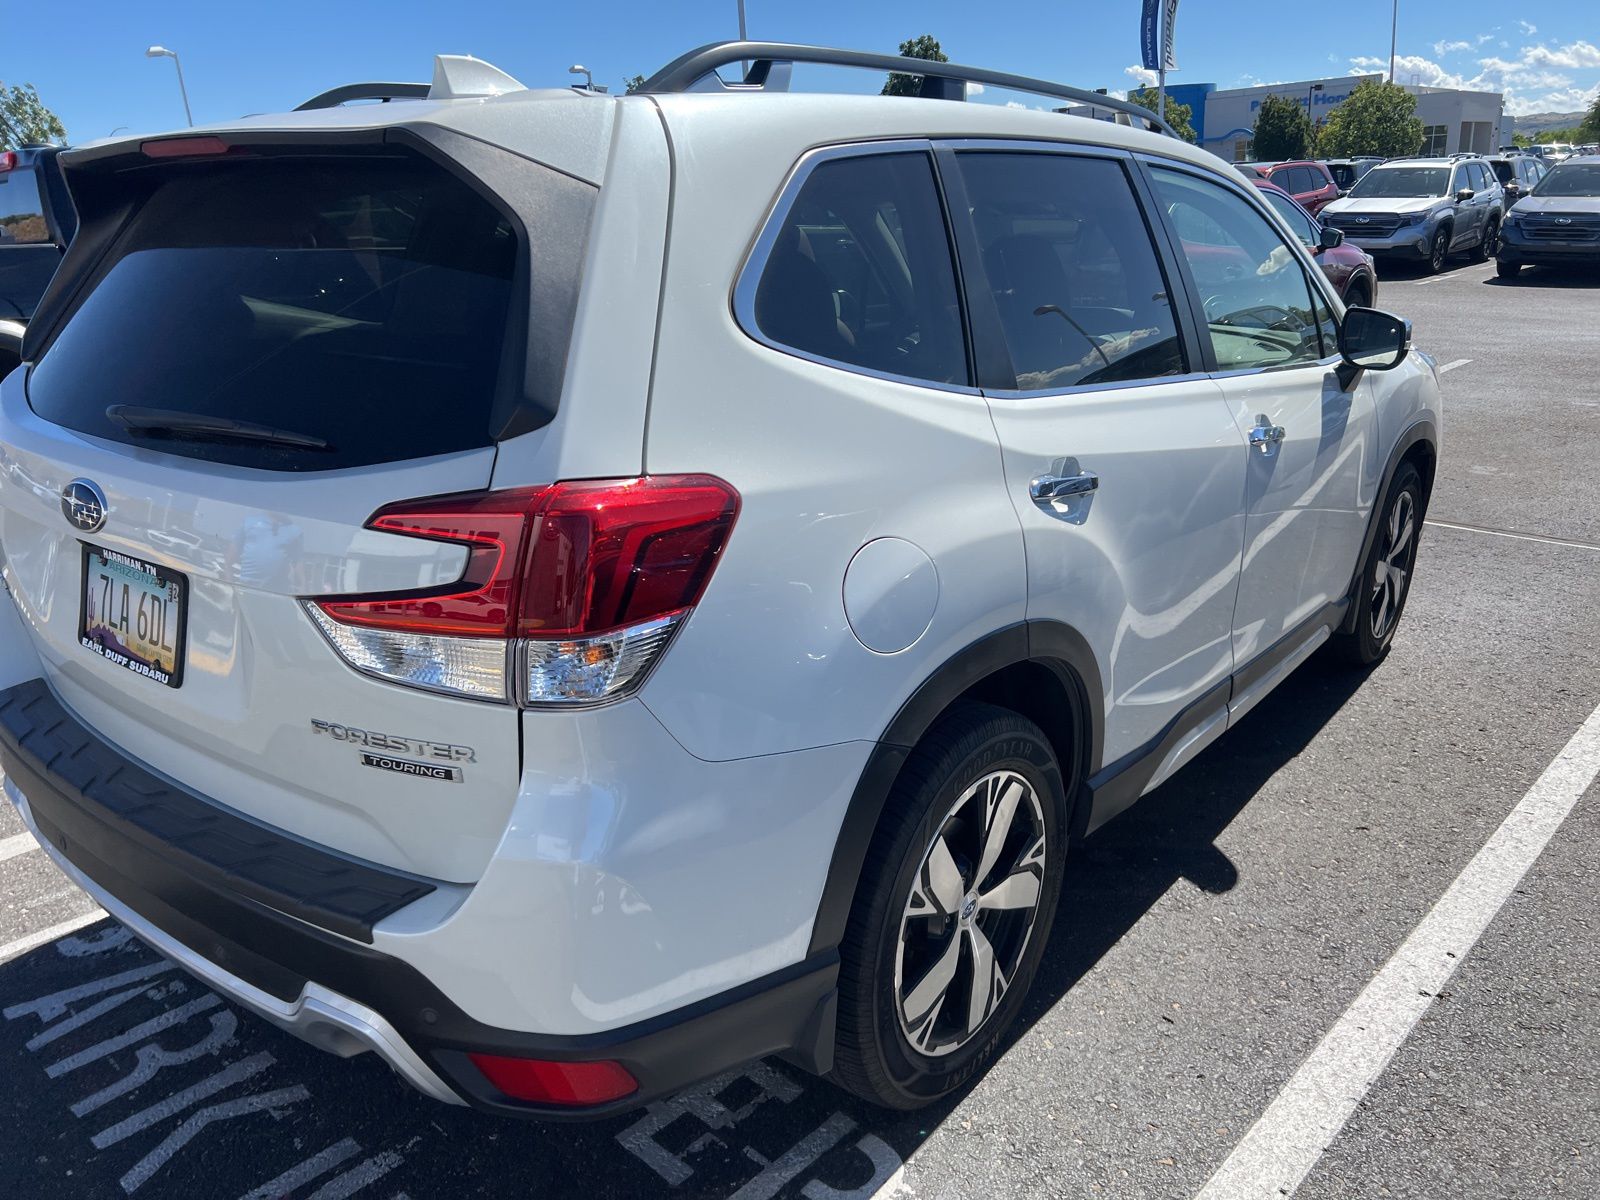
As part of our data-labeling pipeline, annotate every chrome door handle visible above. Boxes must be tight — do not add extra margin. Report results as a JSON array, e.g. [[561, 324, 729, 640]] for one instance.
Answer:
[[1248, 421, 1286, 455], [1030, 470, 1100, 507]]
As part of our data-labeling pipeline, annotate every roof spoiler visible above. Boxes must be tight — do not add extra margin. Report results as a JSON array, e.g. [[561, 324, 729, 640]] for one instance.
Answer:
[[295, 54, 524, 111], [636, 41, 1177, 139]]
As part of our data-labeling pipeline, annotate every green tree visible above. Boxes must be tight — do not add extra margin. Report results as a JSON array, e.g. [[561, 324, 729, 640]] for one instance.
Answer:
[[1251, 93, 1313, 160], [1512, 131, 1531, 148], [1582, 95, 1600, 142], [1534, 127, 1580, 144], [1128, 86, 1197, 143], [882, 34, 948, 97], [0, 82, 66, 147], [623, 74, 646, 94], [1315, 79, 1424, 159]]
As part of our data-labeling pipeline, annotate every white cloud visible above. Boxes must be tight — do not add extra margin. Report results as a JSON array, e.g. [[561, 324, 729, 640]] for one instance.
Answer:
[[1518, 21, 1537, 36], [1124, 64, 1158, 88], [1349, 39, 1600, 115], [1522, 41, 1600, 70], [967, 82, 985, 95], [1433, 40, 1472, 56]]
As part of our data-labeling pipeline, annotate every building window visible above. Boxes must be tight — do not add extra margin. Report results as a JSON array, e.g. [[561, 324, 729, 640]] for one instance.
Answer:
[[1421, 125, 1448, 156]]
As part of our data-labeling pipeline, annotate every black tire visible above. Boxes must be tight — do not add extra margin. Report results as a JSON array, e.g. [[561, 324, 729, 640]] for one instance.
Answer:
[[1473, 217, 1500, 262], [1496, 259, 1523, 279], [831, 702, 1067, 1110], [1331, 462, 1424, 666], [1343, 280, 1370, 310], [1426, 228, 1450, 274]]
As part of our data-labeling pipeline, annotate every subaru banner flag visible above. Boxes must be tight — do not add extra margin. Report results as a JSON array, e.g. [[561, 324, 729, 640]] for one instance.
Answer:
[[1140, 0, 1180, 71]]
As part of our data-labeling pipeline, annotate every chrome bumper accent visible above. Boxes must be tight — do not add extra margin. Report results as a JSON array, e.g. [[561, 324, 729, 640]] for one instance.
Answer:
[[4, 778, 465, 1106]]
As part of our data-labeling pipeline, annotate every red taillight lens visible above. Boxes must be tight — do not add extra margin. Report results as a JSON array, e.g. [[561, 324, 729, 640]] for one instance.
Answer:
[[315, 476, 739, 638], [520, 476, 742, 637], [467, 1053, 637, 1106], [141, 136, 231, 159], [0, 151, 16, 173], [307, 476, 739, 704]]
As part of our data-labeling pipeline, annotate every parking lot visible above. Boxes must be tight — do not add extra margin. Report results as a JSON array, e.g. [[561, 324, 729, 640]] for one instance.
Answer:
[[2, 255, 1597, 1199]]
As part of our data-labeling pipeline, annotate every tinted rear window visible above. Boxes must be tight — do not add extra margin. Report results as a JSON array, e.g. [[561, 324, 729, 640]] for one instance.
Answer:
[[27, 153, 518, 471]]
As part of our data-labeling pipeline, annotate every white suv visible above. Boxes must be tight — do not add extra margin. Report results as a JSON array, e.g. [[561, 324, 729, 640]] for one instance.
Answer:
[[0, 43, 1440, 1116]]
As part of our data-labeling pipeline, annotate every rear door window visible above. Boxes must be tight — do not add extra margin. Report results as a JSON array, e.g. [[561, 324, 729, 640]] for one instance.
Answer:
[[27, 152, 521, 471], [747, 151, 967, 387], [953, 151, 1185, 391]]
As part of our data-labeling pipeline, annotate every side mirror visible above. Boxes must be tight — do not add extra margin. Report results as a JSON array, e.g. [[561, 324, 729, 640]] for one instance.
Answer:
[[1319, 225, 1344, 251], [1455, 187, 1475, 202], [1336, 307, 1410, 388]]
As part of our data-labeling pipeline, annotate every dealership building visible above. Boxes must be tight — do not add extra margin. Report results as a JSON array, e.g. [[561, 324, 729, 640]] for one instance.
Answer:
[[1148, 76, 1509, 161]]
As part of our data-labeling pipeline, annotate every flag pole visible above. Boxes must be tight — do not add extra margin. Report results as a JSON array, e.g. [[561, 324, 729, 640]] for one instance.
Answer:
[[1156, 0, 1167, 118]]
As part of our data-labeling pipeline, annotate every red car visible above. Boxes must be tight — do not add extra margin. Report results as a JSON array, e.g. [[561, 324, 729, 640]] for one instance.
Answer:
[[1255, 160, 1341, 215], [1253, 179, 1378, 308]]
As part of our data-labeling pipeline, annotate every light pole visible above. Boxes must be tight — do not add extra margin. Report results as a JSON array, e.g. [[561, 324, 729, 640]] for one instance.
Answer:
[[1389, 0, 1399, 83], [1307, 83, 1324, 153], [568, 64, 594, 90], [737, 0, 747, 40], [145, 46, 193, 127]]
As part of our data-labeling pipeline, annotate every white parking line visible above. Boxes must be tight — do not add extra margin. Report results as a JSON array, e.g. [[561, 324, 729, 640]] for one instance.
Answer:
[[0, 831, 39, 863], [0, 909, 109, 965], [1437, 358, 1472, 373], [1194, 698, 1600, 1200], [1427, 519, 1600, 552]]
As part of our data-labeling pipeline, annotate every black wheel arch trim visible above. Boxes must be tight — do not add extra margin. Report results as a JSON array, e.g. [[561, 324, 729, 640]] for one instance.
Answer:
[[1339, 418, 1436, 635], [806, 620, 1104, 958]]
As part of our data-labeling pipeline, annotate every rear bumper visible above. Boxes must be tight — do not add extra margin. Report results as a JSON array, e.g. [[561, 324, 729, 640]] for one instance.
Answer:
[[0, 678, 838, 1119]]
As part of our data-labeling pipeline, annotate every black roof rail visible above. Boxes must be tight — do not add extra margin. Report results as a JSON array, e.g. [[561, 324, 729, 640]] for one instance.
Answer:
[[636, 41, 1177, 139], [294, 82, 431, 112]]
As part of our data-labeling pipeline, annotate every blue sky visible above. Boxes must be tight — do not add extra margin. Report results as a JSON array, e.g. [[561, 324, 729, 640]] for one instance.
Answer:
[[4, 0, 1597, 142]]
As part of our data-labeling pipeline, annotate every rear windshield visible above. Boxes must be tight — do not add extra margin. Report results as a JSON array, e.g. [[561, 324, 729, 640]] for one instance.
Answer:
[[1328, 163, 1356, 189], [27, 153, 518, 471]]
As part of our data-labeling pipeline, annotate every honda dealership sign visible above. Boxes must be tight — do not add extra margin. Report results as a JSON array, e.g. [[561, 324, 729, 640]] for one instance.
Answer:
[[1140, 0, 1180, 71]]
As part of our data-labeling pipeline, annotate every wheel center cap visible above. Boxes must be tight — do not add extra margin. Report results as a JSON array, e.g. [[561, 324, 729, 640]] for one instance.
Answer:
[[960, 896, 977, 922]]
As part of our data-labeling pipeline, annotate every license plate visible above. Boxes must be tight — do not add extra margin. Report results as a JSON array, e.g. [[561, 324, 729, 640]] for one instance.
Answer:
[[79, 546, 187, 688]]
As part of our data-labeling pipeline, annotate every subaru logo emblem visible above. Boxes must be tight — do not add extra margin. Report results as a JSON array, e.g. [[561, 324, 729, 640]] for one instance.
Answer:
[[61, 479, 108, 534], [1555, 217, 1573, 225], [1355, 216, 1370, 224]]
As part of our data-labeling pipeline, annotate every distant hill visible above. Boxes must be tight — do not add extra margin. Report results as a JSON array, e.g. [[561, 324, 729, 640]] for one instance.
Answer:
[[1513, 111, 1585, 136]]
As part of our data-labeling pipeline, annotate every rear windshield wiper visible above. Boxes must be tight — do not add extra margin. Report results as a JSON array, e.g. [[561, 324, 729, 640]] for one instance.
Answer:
[[105, 405, 333, 451]]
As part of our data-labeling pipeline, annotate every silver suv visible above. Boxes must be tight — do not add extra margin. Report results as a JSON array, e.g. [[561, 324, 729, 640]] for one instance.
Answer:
[[1321, 156, 1504, 273]]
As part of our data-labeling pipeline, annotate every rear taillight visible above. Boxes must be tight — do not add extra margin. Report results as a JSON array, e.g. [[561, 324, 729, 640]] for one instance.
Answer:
[[306, 476, 739, 705]]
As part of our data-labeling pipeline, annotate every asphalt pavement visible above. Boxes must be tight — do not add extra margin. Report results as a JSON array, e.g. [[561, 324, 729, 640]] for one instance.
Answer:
[[2, 252, 1598, 1200]]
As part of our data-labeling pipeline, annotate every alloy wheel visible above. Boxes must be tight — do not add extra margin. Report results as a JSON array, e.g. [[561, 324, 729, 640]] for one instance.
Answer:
[[1429, 231, 1448, 273], [894, 769, 1047, 1058], [1371, 490, 1416, 641]]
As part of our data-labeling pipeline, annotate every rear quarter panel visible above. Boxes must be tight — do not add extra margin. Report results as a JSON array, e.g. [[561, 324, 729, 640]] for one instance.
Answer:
[[636, 105, 1026, 762]]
